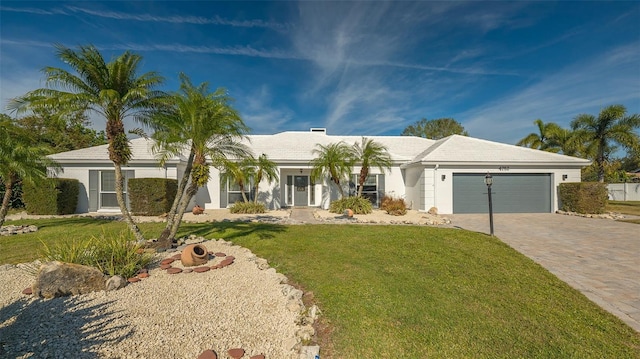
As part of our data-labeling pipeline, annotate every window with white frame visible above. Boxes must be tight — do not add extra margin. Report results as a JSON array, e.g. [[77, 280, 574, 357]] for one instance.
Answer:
[[350, 174, 385, 207]]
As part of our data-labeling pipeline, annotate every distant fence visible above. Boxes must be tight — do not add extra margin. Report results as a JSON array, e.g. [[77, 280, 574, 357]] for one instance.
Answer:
[[607, 183, 640, 201]]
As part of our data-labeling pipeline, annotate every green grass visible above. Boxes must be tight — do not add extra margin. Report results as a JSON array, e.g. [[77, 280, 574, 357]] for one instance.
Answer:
[[607, 201, 640, 216], [1, 219, 639, 358], [607, 201, 640, 223]]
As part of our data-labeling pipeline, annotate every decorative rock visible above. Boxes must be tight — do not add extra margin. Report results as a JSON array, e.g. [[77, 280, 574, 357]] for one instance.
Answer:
[[428, 206, 438, 215], [22, 287, 33, 295], [197, 349, 217, 359], [160, 264, 172, 270], [166, 267, 183, 274], [171, 253, 182, 260], [193, 266, 210, 273], [160, 258, 175, 265], [105, 275, 127, 291], [33, 261, 107, 298], [250, 355, 265, 359], [183, 268, 193, 273], [0, 224, 39, 236], [127, 277, 140, 283], [137, 273, 150, 279], [214, 252, 226, 257], [137, 268, 148, 274], [228, 348, 245, 359]]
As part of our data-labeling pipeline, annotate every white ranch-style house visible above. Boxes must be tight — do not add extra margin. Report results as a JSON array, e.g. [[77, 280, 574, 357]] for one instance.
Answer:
[[49, 128, 590, 214]]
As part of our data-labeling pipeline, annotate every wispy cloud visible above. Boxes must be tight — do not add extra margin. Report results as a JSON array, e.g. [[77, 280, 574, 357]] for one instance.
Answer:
[[237, 85, 296, 134], [0, 5, 289, 30], [460, 42, 640, 144], [64, 6, 290, 30]]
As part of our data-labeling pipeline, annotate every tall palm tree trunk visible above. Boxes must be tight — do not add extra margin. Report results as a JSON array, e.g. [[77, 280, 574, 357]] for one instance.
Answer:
[[114, 164, 144, 241], [358, 167, 369, 197], [168, 180, 199, 241], [0, 177, 16, 227], [156, 150, 195, 247]]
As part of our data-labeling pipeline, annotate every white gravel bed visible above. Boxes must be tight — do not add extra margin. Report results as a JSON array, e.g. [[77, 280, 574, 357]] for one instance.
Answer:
[[0, 240, 303, 359]]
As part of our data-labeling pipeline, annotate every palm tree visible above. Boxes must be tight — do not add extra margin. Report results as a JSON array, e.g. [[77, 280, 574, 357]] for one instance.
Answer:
[[0, 117, 59, 227], [220, 159, 254, 203], [516, 119, 565, 152], [571, 104, 640, 182], [250, 154, 279, 204], [8, 44, 168, 241], [310, 142, 354, 198], [351, 137, 392, 197], [152, 73, 251, 246]]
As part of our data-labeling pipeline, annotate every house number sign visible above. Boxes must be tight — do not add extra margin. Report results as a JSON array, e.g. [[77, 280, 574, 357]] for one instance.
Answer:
[[498, 166, 510, 171]]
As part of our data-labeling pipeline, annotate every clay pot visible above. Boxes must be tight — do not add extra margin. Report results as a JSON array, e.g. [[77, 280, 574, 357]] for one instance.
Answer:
[[344, 208, 354, 217], [181, 244, 209, 267]]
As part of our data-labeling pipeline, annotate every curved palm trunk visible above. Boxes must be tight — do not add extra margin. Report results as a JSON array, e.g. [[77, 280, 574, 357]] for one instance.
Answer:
[[168, 179, 199, 241], [240, 183, 249, 203], [358, 166, 369, 197], [156, 150, 195, 248], [114, 164, 144, 242], [0, 176, 16, 227]]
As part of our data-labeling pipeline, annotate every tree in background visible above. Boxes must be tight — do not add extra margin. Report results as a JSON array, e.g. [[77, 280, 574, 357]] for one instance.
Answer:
[[350, 137, 392, 197], [8, 44, 169, 241], [152, 73, 251, 247], [516, 119, 566, 152], [401, 118, 468, 139], [310, 142, 354, 198], [12, 109, 106, 153], [0, 117, 59, 226], [571, 104, 640, 182]]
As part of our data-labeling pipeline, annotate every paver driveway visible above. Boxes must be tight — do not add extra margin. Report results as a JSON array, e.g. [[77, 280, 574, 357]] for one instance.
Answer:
[[448, 213, 640, 332]]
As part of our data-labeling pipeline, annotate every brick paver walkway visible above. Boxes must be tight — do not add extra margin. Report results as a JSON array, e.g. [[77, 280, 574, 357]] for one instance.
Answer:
[[448, 213, 640, 332]]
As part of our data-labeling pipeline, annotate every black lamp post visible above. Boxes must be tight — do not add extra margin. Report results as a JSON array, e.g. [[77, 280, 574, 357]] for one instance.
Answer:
[[484, 172, 494, 236]]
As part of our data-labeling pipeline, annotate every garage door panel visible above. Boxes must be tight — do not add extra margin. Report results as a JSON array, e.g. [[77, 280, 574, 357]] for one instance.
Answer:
[[453, 173, 551, 213]]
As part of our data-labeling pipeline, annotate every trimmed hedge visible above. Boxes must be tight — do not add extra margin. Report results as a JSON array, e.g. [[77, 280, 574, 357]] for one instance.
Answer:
[[558, 182, 608, 214], [128, 178, 177, 216], [23, 178, 79, 215]]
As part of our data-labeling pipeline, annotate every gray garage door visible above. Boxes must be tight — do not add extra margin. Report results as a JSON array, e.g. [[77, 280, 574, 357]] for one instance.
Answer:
[[453, 173, 551, 213]]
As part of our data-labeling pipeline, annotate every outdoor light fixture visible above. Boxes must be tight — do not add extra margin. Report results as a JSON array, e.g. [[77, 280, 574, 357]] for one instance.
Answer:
[[562, 174, 568, 181], [484, 172, 494, 236], [441, 174, 446, 181], [300, 169, 303, 174]]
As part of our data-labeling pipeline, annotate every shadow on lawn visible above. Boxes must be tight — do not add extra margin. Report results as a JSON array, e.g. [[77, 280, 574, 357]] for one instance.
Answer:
[[0, 296, 132, 358], [177, 221, 288, 240]]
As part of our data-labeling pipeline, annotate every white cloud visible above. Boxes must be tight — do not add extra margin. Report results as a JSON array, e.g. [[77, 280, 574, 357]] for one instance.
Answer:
[[460, 42, 640, 144]]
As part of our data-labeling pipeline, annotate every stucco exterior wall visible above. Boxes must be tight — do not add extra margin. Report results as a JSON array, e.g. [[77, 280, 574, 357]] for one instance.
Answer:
[[429, 165, 582, 214]]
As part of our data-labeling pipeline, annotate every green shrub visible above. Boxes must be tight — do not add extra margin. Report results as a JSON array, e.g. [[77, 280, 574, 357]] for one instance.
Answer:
[[380, 195, 407, 216], [229, 201, 266, 214], [0, 178, 24, 209], [23, 178, 79, 215], [128, 178, 177, 216], [41, 230, 154, 279], [559, 182, 608, 214], [329, 196, 373, 214]]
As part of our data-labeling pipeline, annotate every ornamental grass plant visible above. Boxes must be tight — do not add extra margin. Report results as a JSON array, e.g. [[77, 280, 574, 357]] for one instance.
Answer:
[[40, 229, 153, 279]]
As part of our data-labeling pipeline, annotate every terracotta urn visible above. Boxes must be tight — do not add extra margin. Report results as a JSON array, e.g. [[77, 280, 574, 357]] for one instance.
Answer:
[[181, 244, 209, 267], [344, 208, 354, 217]]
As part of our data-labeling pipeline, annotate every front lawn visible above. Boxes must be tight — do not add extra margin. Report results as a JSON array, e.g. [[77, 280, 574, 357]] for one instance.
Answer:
[[1, 219, 639, 358], [607, 201, 640, 224]]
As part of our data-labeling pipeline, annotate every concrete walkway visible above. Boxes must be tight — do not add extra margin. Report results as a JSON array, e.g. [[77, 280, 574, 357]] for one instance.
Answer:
[[289, 208, 321, 224], [449, 213, 640, 332]]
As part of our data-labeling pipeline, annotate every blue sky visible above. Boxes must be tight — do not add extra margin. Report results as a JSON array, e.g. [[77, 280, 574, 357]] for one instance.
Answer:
[[1, 1, 639, 146]]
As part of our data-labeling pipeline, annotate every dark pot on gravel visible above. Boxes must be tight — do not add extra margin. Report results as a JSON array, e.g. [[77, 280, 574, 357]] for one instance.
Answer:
[[181, 244, 209, 267]]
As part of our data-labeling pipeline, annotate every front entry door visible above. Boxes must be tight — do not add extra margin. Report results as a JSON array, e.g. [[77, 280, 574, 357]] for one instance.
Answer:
[[294, 176, 308, 206]]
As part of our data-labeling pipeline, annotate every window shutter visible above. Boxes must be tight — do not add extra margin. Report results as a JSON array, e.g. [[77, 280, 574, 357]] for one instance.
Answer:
[[89, 170, 98, 212]]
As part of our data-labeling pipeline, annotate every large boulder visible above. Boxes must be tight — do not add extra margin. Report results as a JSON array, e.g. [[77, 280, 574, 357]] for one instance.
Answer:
[[33, 261, 107, 298]]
